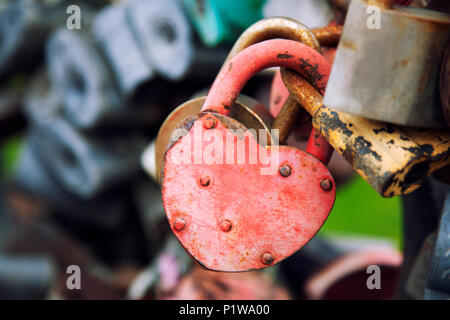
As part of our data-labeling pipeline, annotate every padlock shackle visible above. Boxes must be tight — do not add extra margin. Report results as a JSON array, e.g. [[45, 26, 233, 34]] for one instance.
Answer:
[[307, 129, 334, 164], [201, 39, 333, 164], [222, 17, 321, 70], [201, 39, 330, 115]]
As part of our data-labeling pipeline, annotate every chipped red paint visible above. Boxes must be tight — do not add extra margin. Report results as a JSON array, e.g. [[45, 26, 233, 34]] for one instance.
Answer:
[[307, 130, 334, 164], [162, 114, 335, 272], [202, 39, 331, 116]]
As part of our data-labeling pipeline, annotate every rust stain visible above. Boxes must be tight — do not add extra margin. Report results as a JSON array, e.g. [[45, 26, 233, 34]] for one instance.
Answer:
[[298, 58, 325, 93], [393, 59, 410, 70], [373, 124, 394, 134], [316, 110, 353, 138], [340, 39, 357, 51], [418, 73, 428, 92], [274, 95, 282, 105], [353, 136, 382, 161], [277, 52, 294, 59], [401, 144, 435, 156]]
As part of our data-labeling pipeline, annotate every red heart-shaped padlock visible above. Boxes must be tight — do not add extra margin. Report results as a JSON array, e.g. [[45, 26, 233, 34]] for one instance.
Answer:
[[162, 113, 335, 272], [162, 39, 335, 272]]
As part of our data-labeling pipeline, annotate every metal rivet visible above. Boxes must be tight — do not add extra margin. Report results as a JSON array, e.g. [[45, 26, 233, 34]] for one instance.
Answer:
[[220, 220, 232, 232], [261, 252, 274, 265], [320, 178, 333, 191], [173, 217, 186, 231], [203, 116, 216, 129], [279, 165, 292, 177], [199, 175, 210, 187]]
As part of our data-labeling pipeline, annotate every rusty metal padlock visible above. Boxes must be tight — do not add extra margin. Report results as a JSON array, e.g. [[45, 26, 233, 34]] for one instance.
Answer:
[[282, 68, 450, 196], [161, 39, 336, 272], [324, 0, 450, 127]]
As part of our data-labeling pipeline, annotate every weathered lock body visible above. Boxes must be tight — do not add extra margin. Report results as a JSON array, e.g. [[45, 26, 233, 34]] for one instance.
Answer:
[[93, 2, 155, 100], [282, 67, 450, 197], [324, 0, 450, 127], [161, 39, 336, 272]]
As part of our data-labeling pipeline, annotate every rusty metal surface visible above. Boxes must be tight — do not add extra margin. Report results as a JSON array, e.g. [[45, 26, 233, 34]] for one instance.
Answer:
[[311, 24, 342, 47], [222, 17, 321, 69], [154, 95, 272, 182], [271, 92, 333, 163], [162, 113, 335, 272], [222, 16, 323, 144], [269, 46, 338, 142], [203, 39, 335, 163], [324, 0, 450, 127], [202, 39, 331, 115], [219, 16, 337, 162], [282, 68, 434, 197], [403, 128, 450, 174]]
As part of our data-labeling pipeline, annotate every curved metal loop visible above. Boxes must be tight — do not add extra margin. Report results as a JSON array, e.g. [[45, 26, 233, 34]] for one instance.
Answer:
[[201, 38, 332, 163], [222, 16, 321, 68], [208, 17, 335, 165], [202, 39, 330, 114]]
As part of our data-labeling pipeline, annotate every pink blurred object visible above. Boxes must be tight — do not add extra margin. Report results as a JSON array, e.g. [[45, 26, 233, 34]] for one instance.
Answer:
[[166, 266, 290, 300], [305, 247, 403, 300], [157, 253, 181, 292]]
